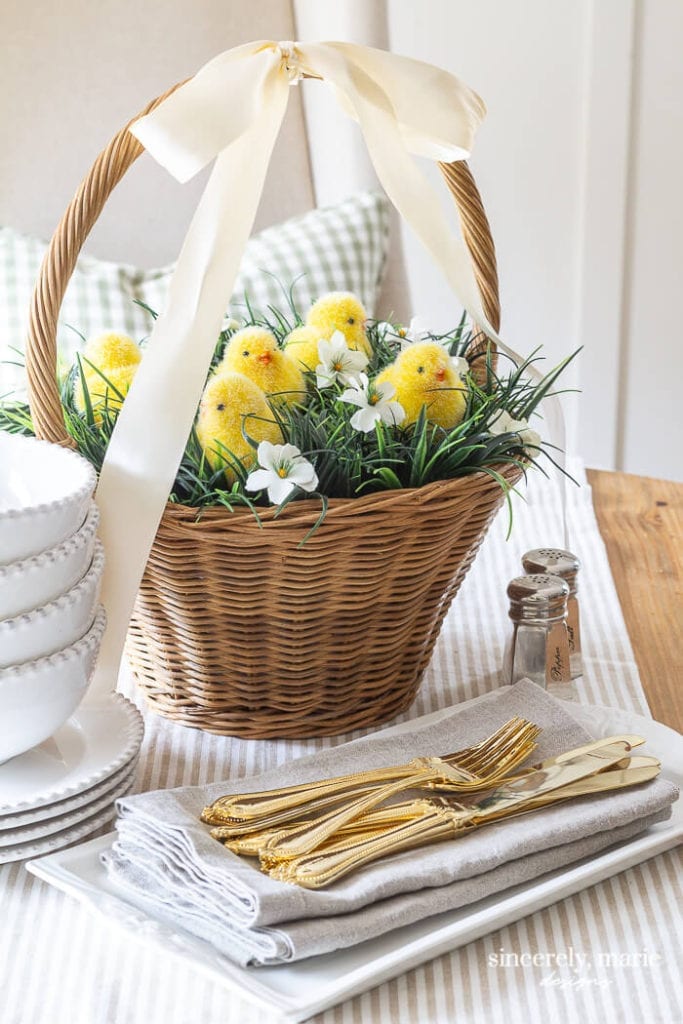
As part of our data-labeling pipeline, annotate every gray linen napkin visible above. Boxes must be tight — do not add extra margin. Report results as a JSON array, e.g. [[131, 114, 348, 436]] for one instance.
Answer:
[[104, 680, 678, 965]]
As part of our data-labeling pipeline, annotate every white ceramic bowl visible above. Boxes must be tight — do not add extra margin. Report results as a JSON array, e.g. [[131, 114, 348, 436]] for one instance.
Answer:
[[0, 502, 100, 620], [0, 433, 97, 565], [0, 543, 104, 668], [0, 606, 106, 763]]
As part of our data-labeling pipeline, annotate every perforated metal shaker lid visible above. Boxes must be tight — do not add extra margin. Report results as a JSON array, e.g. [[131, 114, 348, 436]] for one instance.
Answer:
[[522, 548, 580, 593], [507, 573, 570, 622]]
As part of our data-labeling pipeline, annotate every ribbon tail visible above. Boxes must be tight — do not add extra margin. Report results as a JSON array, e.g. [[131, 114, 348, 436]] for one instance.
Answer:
[[299, 45, 499, 342], [87, 73, 290, 702]]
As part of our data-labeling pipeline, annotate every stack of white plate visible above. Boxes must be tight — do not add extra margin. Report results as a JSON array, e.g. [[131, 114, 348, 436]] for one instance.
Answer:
[[0, 694, 143, 862], [0, 433, 143, 859]]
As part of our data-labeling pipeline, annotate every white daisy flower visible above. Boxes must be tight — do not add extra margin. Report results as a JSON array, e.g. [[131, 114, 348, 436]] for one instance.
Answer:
[[315, 331, 369, 388], [373, 321, 395, 339], [221, 314, 240, 333], [245, 441, 318, 505], [338, 373, 406, 433], [489, 410, 542, 454], [396, 315, 432, 348]]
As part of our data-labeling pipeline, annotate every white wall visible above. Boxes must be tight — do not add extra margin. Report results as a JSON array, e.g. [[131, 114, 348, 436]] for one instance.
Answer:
[[619, 0, 683, 480], [388, 0, 587, 457], [387, 0, 683, 480]]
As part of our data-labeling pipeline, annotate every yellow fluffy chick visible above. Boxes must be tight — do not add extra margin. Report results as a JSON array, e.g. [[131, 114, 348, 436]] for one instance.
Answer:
[[375, 342, 467, 429], [282, 325, 324, 372], [219, 327, 304, 406], [196, 372, 283, 481], [74, 332, 141, 421], [306, 292, 372, 357]]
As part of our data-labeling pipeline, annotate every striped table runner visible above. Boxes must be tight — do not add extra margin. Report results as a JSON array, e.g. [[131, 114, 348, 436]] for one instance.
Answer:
[[2, 460, 681, 1023]]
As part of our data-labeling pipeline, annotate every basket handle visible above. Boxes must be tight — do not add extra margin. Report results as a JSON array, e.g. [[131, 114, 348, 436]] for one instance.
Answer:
[[25, 84, 500, 447]]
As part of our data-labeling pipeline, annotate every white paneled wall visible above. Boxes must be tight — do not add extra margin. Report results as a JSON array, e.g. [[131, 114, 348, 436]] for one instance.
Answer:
[[619, 0, 683, 480], [386, 0, 683, 480], [387, 0, 588, 458]]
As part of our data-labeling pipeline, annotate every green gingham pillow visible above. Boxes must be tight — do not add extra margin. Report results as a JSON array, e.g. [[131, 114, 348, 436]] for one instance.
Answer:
[[0, 229, 156, 398], [139, 190, 389, 322], [0, 191, 389, 398]]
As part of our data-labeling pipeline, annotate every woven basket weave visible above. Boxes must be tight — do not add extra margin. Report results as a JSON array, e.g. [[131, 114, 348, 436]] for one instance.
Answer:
[[25, 82, 522, 739]]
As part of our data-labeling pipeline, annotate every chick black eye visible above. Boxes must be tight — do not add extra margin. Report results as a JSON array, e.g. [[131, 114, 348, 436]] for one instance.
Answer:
[[242, 350, 250, 357], [216, 403, 225, 411], [347, 317, 355, 325], [417, 366, 425, 374]]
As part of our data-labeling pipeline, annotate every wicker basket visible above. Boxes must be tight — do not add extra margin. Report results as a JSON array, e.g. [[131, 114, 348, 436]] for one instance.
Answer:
[[25, 83, 522, 739]]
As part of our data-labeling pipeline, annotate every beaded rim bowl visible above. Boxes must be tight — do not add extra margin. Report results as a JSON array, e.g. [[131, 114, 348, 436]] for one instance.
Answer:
[[0, 606, 106, 763], [0, 433, 96, 565], [0, 542, 104, 668], [0, 502, 100, 620]]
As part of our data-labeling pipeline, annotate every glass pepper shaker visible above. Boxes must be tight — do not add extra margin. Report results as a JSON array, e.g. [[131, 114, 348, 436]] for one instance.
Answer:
[[522, 548, 582, 679], [503, 574, 574, 700]]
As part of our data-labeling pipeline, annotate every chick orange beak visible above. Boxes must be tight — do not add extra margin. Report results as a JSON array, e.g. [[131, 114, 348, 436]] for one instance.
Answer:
[[435, 367, 446, 382], [257, 352, 273, 365]]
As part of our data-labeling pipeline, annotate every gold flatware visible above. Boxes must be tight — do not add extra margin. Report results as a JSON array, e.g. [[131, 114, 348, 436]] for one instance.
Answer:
[[220, 754, 660, 858], [206, 719, 538, 853], [264, 737, 651, 888], [256, 731, 539, 863], [248, 757, 661, 867]]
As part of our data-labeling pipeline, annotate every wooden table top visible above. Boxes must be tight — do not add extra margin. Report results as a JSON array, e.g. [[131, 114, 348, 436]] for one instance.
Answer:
[[587, 469, 682, 733]]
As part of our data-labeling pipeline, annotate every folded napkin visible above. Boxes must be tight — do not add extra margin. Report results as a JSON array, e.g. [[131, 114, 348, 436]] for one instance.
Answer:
[[104, 680, 678, 966]]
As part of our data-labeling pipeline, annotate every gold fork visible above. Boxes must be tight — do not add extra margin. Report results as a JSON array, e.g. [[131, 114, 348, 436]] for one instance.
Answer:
[[254, 721, 539, 862], [201, 716, 540, 832]]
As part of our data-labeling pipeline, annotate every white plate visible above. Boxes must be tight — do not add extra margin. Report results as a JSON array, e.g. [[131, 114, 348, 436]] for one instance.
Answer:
[[27, 703, 683, 1024], [0, 756, 138, 830], [1, 789, 133, 864], [0, 693, 143, 812], [0, 762, 138, 846]]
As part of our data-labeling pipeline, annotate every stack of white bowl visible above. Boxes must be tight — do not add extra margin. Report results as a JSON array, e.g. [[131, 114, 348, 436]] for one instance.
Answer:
[[0, 432, 106, 764], [0, 432, 144, 862]]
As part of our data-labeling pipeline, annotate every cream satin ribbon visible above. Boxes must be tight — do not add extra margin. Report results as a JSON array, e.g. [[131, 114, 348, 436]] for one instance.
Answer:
[[89, 40, 566, 701]]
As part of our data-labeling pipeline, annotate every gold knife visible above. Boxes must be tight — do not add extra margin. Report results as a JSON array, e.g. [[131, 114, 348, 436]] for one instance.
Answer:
[[466, 756, 661, 821]]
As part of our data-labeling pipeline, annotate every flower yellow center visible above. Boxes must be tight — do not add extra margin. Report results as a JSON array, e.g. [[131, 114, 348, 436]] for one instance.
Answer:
[[369, 394, 380, 405], [398, 328, 407, 337], [277, 467, 288, 478], [332, 360, 344, 372]]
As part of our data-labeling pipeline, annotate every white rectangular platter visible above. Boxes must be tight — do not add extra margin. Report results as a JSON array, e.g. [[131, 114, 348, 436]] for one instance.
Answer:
[[28, 703, 683, 1023]]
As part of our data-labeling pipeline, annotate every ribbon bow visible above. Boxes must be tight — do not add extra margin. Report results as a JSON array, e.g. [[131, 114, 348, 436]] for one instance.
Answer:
[[130, 40, 490, 320], [89, 41, 559, 699]]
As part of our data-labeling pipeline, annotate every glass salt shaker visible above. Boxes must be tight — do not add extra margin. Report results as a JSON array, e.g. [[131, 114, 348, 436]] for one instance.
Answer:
[[522, 548, 582, 679], [503, 574, 574, 700]]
